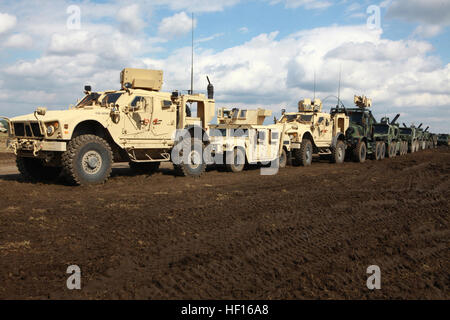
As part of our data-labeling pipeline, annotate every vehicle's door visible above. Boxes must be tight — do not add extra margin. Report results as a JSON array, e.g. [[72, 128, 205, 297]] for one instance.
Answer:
[[148, 97, 177, 140], [123, 95, 153, 141]]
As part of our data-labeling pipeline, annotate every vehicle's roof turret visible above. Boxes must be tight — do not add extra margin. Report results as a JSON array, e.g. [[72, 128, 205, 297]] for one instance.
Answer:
[[298, 98, 322, 112], [354, 95, 372, 108], [120, 68, 163, 91]]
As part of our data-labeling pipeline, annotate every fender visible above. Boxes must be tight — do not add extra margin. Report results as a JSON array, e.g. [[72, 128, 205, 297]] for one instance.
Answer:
[[332, 132, 346, 148]]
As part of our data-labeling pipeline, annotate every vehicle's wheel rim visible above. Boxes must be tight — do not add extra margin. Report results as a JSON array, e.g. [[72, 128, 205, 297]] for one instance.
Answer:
[[82, 150, 103, 175], [338, 146, 344, 160], [188, 150, 202, 169], [306, 146, 312, 163]]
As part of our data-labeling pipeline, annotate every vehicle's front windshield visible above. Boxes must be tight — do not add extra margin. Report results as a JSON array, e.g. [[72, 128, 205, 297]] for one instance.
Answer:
[[400, 128, 412, 135], [298, 114, 313, 122], [102, 93, 123, 106], [76, 93, 101, 108], [373, 125, 389, 134], [348, 112, 363, 125], [280, 114, 298, 123]]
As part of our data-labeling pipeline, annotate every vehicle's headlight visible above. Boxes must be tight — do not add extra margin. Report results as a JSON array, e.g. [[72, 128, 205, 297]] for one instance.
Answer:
[[47, 125, 55, 136], [46, 122, 59, 136]]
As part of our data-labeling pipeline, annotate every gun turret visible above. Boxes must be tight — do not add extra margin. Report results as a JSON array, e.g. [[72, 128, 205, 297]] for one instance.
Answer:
[[354, 95, 372, 109], [391, 114, 400, 125], [424, 126, 429, 133], [403, 123, 407, 128], [418, 123, 423, 129]]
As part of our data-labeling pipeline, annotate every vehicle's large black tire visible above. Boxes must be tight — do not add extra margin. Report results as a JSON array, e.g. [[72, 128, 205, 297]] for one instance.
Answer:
[[62, 134, 113, 185], [380, 143, 386, 160], [278, 148, 287, 168], [225, 148, 245, 173], [331, 140, 345, 164], [16, 157, 61, 181], [173, 138, 206, 177], [292, 138, 313, 166], [352, 141, 367, 163], [386, 143, 394, 158], [129, 162, 160, 175], [375, 142, 382, 160]]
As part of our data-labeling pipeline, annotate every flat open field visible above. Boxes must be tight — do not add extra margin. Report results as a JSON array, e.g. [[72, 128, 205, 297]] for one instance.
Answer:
[[0, 148, 448, 299]]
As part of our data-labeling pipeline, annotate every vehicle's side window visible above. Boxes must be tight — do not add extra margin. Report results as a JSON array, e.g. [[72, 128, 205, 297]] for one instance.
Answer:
[[130, 96, 145, 110], [162, 100, 172, 109]]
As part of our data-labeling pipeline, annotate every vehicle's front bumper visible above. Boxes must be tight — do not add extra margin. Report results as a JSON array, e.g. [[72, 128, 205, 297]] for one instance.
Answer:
[[9, 138, 67, 156]]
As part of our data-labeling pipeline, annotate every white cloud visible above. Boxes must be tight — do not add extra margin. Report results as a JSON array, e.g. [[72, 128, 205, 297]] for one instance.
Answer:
[[116, 4, 147, 33], [142, 25, 450, 132], [158, 12, 196, 38], [270, 0, 333, 10], [239, 27, 249, 34], [4, 33, 33, 48], [0, 12, 16, 33], [412, 25, 443, 38], [153, 0, 241, 12], [196, 33, 224, 43]]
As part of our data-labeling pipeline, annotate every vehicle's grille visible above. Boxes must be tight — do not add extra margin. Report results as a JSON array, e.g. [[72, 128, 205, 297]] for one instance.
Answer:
[[13, 122, 43, 138]]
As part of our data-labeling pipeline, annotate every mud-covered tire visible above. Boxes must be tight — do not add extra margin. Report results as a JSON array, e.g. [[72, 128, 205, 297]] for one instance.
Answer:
[[292, 138, 313, 166], [225, 148, 245, 173], [380, 143, 386, 160], [62, 134, 113, 185], [129, 162, 160, 175], [331, 140, 345, 164], [387, 143, 394, 158], [16, 157, 62, 181], [173, 138, 206, 177], [375, 142, 382, 160], [352, 141, 367, 163], [278, 148, 287, 168]]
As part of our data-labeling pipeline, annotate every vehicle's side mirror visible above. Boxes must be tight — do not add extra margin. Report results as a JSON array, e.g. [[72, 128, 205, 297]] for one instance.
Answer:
[[84, 85, 92, 92]]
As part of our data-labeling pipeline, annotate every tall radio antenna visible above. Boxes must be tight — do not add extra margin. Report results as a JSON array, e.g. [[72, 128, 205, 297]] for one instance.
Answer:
[[337, 65, 342, 108], [313, 70, 316, 101], [190, 12, 194, 95]]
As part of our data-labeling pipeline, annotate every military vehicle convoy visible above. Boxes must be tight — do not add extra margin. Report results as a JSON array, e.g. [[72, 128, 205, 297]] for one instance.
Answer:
[[277, 98, 349, 166], [7, 68, 216, 185], [3, 68, 442, 185]]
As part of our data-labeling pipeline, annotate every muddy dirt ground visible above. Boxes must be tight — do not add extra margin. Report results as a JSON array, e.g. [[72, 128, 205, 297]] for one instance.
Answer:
[[0, 148, 448, 300]]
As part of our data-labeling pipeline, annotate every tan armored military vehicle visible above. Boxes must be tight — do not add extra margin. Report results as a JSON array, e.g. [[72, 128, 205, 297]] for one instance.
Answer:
[[277, 98, 349, 166], [6, 68, 215, 185], [208, 108, 285, 172]]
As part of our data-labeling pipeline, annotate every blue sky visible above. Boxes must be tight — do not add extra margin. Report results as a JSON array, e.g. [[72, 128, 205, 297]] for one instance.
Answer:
[[0, 0, 449, 132]]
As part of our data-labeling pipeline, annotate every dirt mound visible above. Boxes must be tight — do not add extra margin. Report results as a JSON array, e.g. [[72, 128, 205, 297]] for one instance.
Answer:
[[0, 148, 448, 299]]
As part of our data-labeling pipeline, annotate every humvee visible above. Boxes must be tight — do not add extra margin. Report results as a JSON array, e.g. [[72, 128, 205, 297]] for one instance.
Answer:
[[6, 68, 215, 185], [277, 98, 349, 166], [208, 108, 284, 172]]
